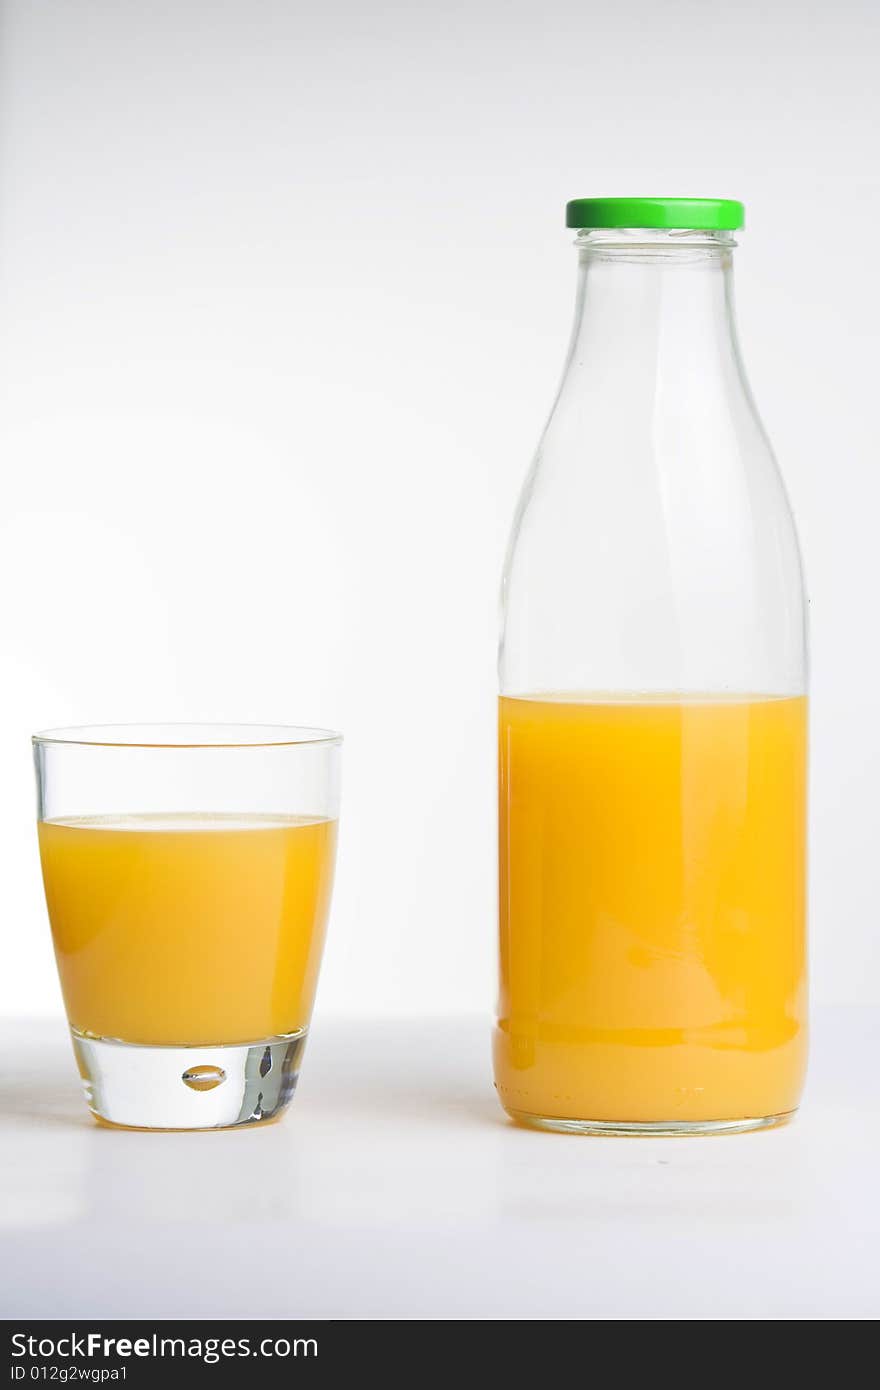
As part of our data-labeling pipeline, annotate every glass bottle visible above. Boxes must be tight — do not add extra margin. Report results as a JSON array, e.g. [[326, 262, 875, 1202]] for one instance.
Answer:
[[496, 198, 807, 1135]]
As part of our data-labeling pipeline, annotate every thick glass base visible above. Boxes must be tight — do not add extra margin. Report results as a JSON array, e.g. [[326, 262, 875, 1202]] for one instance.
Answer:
[[507, 1109, 795, 1137], [71, 1029, 308, 1130]]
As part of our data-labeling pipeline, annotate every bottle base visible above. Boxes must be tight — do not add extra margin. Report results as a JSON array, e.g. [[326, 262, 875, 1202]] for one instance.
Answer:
[[505, 1108, 796, 1137], [71, 1028, 308, 1130]]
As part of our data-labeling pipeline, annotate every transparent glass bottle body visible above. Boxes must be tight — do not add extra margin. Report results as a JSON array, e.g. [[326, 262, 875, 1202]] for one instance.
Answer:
[[496, 228, 808, 1135]]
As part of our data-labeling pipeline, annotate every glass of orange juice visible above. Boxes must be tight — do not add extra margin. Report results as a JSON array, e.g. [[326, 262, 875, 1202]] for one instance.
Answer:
[[33, 724, 341, 1131]]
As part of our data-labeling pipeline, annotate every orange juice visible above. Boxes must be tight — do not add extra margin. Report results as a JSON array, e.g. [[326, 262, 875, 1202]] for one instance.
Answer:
[[38, 813, 337, 1046], [496, 695, 807, 1127]]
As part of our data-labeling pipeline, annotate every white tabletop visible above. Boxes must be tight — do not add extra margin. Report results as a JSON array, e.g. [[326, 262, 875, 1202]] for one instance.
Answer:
[[1, 1008, 878, 1320]]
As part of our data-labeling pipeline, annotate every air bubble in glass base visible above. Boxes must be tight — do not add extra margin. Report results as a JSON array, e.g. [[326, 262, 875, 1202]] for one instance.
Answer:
[[71, 1029, 308, 1130]]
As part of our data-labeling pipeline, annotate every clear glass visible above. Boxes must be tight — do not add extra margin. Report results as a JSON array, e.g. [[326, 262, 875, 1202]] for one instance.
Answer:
[[33, 724, 341, 1130], [496, 227, 808, 1136]]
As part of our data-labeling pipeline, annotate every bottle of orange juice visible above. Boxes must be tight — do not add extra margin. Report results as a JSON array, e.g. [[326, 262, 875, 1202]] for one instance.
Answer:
[[496, 198, 807, 1135]]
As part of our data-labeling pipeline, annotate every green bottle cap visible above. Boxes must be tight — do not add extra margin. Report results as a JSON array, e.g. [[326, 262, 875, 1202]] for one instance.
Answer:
[[565, 197, 745, 231]]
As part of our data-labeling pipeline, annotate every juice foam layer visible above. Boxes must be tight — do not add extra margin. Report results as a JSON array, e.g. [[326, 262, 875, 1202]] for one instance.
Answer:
[[43, 812, 330, 832]]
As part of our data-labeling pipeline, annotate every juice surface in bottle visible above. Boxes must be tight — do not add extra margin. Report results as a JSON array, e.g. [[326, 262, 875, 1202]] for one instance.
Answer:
[[497, 198, 808, 1134]]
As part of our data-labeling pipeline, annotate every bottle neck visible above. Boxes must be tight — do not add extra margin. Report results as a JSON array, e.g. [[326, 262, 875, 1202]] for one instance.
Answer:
[[566, 227, 741, 385]]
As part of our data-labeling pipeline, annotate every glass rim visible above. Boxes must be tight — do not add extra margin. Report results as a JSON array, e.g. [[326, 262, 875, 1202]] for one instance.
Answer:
[[31, 723, 343, 750]]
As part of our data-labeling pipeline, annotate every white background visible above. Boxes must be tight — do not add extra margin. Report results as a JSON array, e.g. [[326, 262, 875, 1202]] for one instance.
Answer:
[[0, 0, 877, 1021]]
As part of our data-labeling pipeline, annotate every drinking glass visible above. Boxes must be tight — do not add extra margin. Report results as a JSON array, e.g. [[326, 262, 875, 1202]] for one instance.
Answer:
[[33, 724, 341, 1130]]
